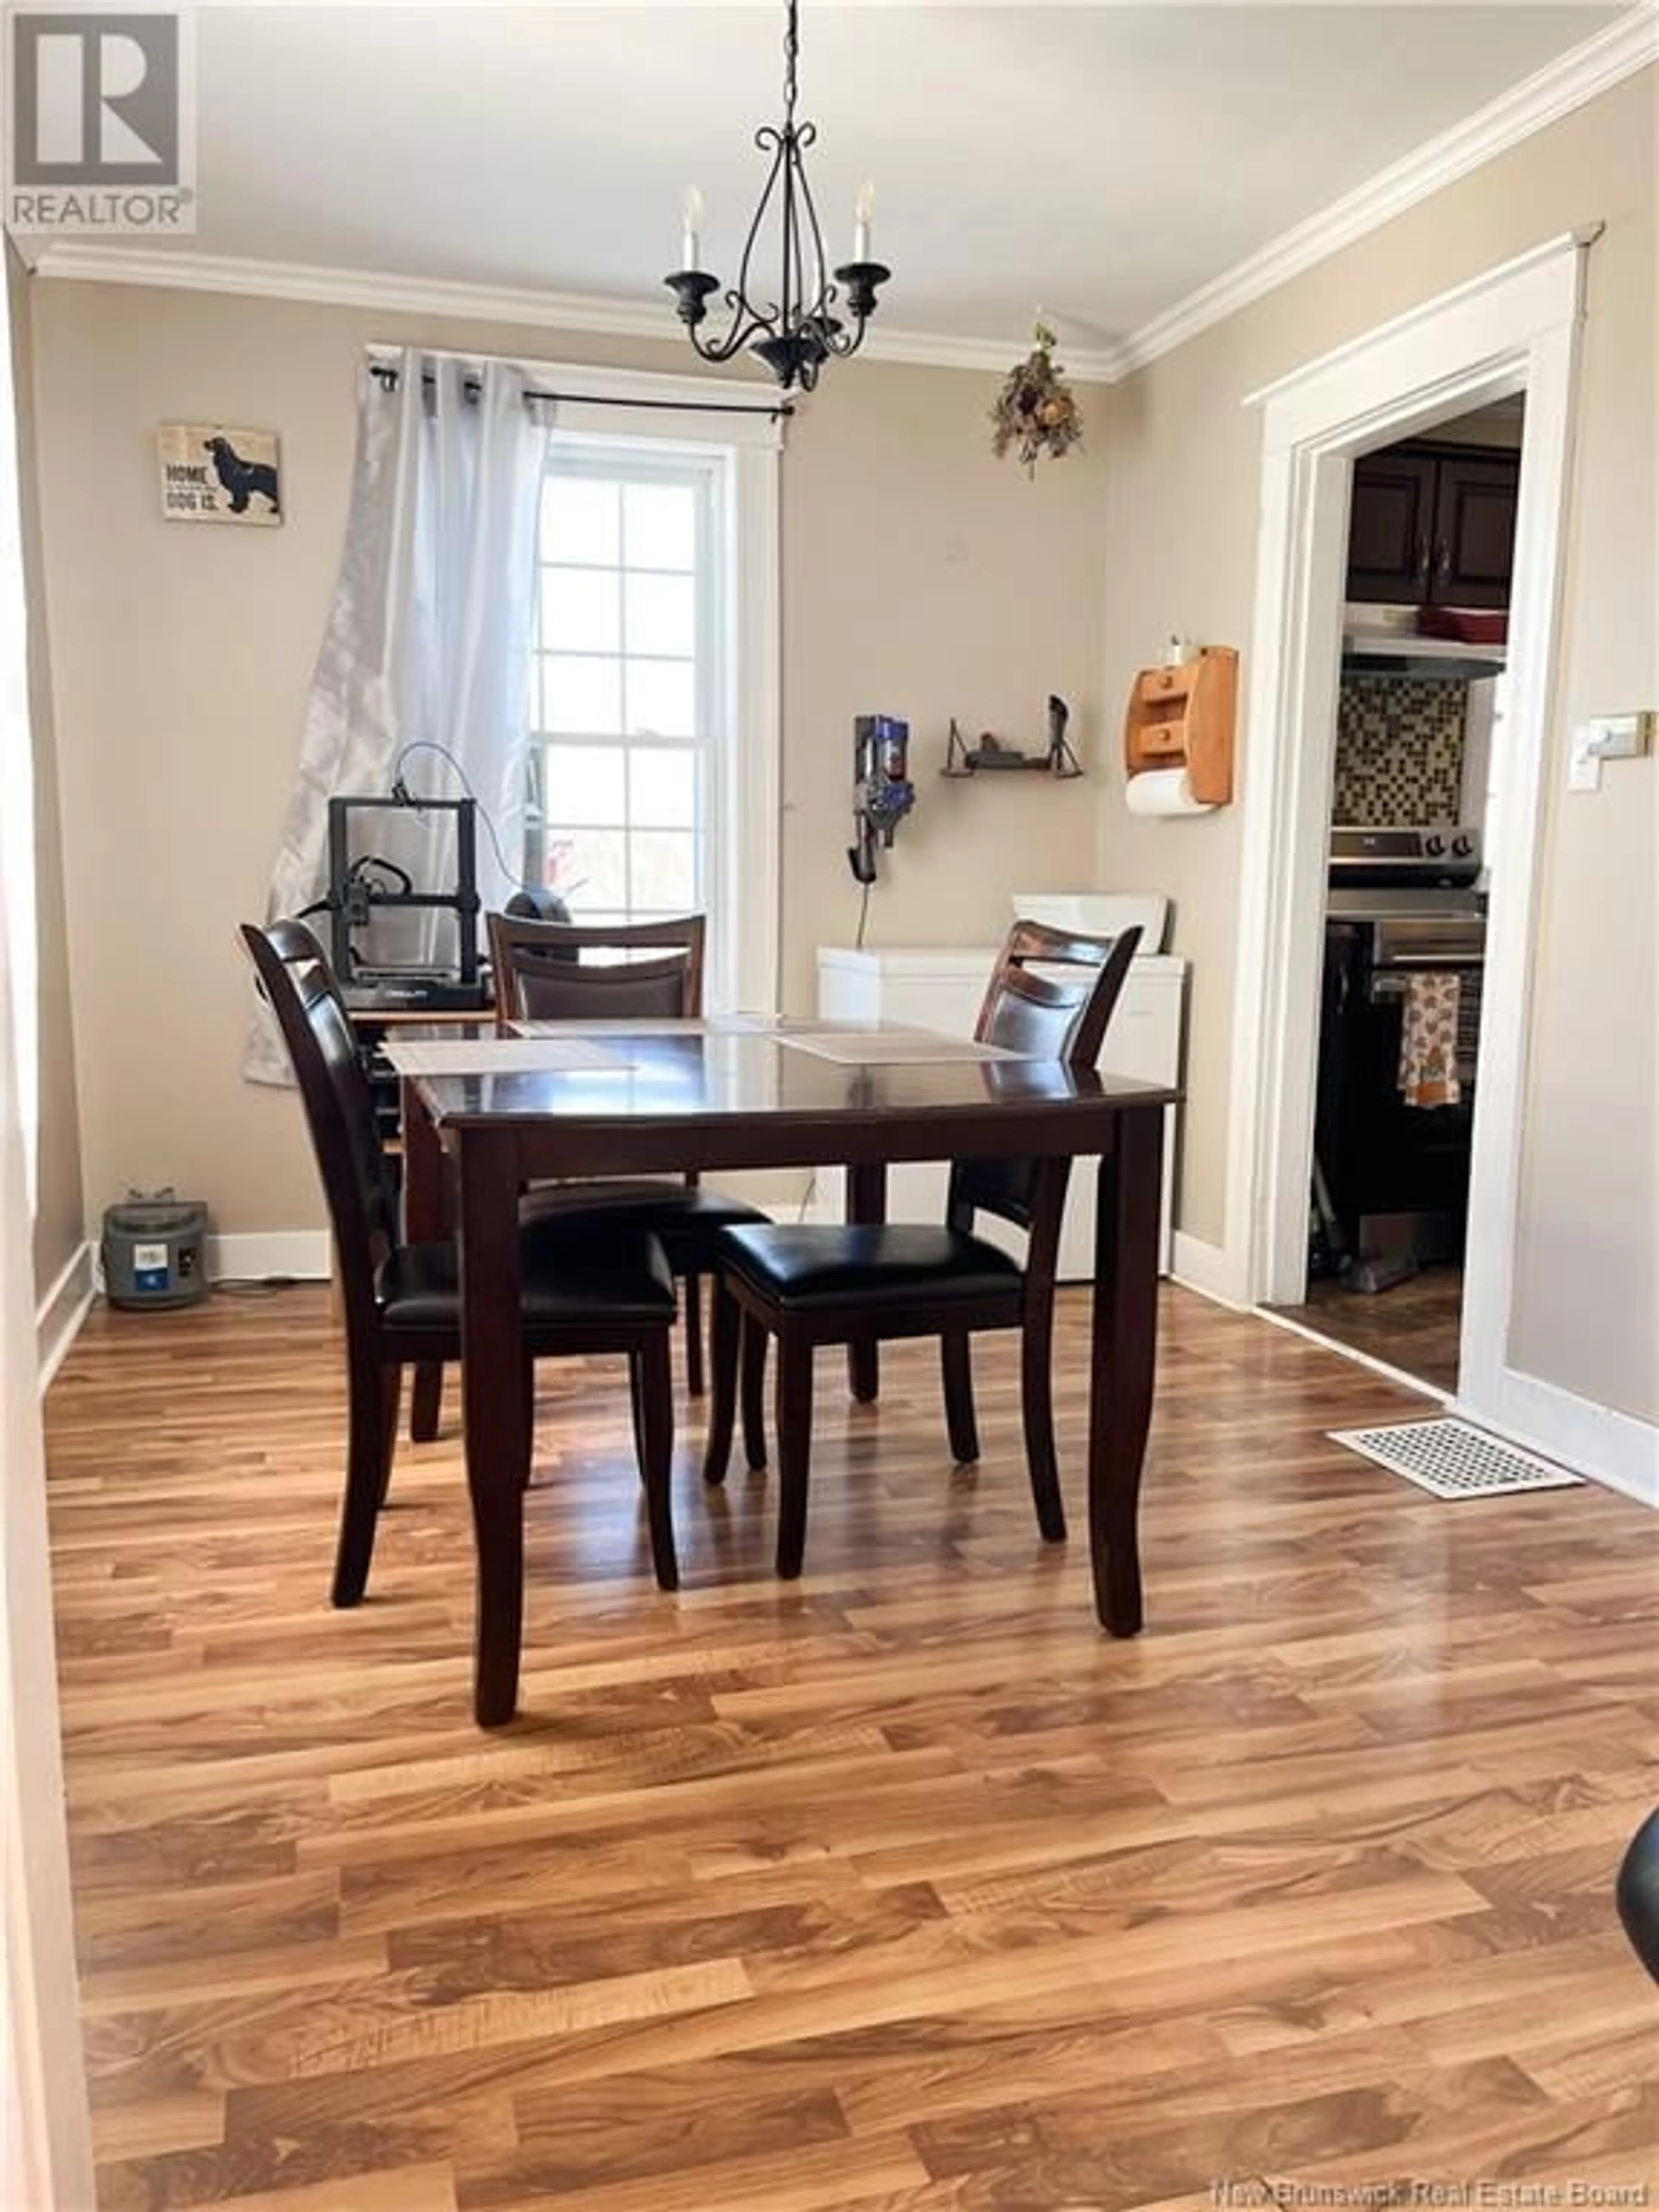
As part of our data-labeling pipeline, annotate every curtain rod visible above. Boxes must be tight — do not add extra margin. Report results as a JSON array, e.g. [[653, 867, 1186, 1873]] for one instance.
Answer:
[[366, 361, 792, 422]]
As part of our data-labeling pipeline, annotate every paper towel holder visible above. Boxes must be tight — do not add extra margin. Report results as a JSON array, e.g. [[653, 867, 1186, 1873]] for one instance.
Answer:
[[1124, 644, 1237, 805]]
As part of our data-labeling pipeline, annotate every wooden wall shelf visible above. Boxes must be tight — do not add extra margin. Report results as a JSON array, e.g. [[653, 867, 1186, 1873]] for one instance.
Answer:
[[941, 758, 1083, 781], [943, 715, 1084, 781]]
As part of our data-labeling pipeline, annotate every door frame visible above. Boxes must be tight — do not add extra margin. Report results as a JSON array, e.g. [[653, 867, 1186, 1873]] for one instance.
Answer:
[[1223, 232, 1589, 1427]]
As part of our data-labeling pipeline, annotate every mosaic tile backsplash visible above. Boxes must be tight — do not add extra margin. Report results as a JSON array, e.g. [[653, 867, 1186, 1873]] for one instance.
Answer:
[[1333, 674, 1468, 824]]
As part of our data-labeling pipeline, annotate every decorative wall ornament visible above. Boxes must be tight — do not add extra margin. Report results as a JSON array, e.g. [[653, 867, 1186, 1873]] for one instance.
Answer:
[[990, 324, 1083, 477], [158, 424, 282, 524]]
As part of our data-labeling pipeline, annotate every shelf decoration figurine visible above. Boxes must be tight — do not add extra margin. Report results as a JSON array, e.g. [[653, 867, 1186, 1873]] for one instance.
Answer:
[[990, 323, 1083, 477]]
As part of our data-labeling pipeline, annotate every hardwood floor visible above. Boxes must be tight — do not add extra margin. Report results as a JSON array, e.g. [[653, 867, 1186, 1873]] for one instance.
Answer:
[[43, 1285, 1657, 2212], [1273, 1267, 1465, 1395]]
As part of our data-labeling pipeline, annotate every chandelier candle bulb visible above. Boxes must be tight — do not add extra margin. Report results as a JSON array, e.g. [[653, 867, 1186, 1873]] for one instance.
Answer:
[[854, 180, 875, 262], [681, 185, 704, 272]]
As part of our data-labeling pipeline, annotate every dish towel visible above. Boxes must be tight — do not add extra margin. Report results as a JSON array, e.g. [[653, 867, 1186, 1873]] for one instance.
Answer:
[[1398, 971, 1462, 1108]]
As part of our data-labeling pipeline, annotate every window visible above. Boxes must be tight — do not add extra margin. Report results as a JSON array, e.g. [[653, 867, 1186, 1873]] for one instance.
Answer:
[[527, 442, 758, 1001]]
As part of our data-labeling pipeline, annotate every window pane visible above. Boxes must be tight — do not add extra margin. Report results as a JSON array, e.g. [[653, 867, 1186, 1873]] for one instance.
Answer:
[[542, 655, 622, 736], [546, 826, 628, 912], [625, 572, 695, 657], [542, 566, 619, 653], [628, 748, 697, 829], [626, 659, 696, 739], [629, 830, 697, 912], [543, 744, 625, 828], [624, 482, 695, 571], [541, 475, 620, 566]]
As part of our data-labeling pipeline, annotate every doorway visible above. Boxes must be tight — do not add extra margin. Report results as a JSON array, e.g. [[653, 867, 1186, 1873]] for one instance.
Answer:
[[1223, 234, 1589, 1434], [1269, 397, 1524, 1396]]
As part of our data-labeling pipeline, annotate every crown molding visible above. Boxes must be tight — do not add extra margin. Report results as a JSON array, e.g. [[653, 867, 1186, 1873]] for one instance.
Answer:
[[1108, 3, 1658, 380], [26, 244, 1124, 383], [25, 7, 1651, 389]]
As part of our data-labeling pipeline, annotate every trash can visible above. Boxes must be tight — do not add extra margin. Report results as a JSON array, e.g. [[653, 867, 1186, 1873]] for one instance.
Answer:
[[101, 1195, 210, 1310]]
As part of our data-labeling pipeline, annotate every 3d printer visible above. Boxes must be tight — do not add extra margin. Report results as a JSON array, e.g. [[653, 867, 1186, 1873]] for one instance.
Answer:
[[324, 794, 486, 1008], [847, 714, 915, 885]]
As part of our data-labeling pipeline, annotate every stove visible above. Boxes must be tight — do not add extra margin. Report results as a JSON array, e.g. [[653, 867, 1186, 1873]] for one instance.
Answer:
[[1328, 824, 1482, 888]]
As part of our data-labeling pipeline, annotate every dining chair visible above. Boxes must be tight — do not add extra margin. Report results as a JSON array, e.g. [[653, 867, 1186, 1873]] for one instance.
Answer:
[[701, 919, 1142, 1577], [1616, 1807, 1659, 1982], [486, 909, 768, 1400], [240, 919, 682, 1604]]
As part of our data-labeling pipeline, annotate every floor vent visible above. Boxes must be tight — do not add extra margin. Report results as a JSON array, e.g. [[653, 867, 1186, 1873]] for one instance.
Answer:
[[1328, 1417, 1584, 1500]]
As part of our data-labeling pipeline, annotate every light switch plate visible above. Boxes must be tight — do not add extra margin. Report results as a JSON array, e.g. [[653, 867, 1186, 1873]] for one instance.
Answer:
[[1582, 710, 1654, 760], [1568, 710, 1654, 792]]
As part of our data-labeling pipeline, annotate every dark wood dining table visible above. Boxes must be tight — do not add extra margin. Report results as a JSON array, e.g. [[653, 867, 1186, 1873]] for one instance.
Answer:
[[397, 1019, 1178, 1726]]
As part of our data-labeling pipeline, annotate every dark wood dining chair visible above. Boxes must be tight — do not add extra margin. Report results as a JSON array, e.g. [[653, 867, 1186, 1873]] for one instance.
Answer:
[[701, 919, 1142, 1577], [240, 919, 681, 1605], [486, 909, 768, 1400], [1617, 1808, 1659, 1983]]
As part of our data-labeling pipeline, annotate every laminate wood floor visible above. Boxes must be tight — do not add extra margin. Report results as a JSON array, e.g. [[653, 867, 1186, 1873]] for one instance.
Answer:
[[43, 1285, 1658, 2212], [1272, 1268, 1465, 1397]]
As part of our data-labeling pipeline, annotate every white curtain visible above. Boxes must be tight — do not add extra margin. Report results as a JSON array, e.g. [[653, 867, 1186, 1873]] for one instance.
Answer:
[[247, 351, 550, 1082]]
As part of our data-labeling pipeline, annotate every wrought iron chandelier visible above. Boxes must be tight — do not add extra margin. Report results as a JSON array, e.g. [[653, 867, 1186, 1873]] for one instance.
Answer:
[[664, 0, 891, 392]]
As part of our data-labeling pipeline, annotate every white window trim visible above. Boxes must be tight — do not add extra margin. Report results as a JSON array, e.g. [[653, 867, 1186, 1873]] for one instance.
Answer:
[[369, 346, 783, 1013]]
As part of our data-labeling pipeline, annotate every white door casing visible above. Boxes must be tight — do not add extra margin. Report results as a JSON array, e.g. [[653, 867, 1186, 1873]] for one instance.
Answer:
[[1224, 232, 1656, 1494]]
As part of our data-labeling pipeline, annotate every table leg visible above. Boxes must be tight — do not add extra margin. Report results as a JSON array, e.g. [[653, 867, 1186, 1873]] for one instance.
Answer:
[[845, 1162, 887, 1402], [400, 1076, 447, 1442], [457, 1129, 531, 1726], [1088, 1106, 1164, 1636]]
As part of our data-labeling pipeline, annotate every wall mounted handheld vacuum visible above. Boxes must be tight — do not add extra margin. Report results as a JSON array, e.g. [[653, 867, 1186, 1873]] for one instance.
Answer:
[[847, 714, 915, 885]]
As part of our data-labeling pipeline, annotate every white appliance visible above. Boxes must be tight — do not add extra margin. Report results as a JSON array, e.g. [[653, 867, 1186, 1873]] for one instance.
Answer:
[[815, 899, 1185, 1275]]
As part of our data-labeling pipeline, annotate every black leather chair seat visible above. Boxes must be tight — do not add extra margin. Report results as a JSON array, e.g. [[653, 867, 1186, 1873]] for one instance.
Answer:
[[1616, 1807, 1659, 1982], [378, 1225, 675, 1332], [717, 1222, 1023, 1313], [519, 1179, 768, 1255]]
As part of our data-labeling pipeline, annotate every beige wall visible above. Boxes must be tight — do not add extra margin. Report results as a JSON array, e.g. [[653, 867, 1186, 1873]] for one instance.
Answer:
[[1097, 67, 1656, 1422], [25, 284, 1109, 1239], [6, 245, 83, 1300]]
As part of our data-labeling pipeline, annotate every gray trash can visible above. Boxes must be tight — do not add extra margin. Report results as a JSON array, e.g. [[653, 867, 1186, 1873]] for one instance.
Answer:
[[101, 1195, 210, 1310]]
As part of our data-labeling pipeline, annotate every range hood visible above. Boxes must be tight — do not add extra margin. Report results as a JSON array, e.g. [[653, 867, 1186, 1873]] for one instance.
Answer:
[[1343, 620, 1506, 683]]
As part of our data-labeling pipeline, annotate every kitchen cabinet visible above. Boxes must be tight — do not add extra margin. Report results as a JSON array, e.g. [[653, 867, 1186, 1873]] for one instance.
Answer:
[[1347, 442, 1520, 609]]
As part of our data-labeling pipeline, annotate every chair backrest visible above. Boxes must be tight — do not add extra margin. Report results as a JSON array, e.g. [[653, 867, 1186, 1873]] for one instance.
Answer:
[[487, 912, 705, 1027], [950, 919, 1142, 1261], [239, 919, 398, 1338]]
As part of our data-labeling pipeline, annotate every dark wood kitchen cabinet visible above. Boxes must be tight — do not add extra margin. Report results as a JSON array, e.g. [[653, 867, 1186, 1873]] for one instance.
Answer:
[[1347, 442, 1520, 609]]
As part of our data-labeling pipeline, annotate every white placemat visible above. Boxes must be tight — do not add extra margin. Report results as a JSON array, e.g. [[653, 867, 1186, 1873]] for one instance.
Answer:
[[777, 1031, 1027, 1066], [385, 1037, 629, 1077]]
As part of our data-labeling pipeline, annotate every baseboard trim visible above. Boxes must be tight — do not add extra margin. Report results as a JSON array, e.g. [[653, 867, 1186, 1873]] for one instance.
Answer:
[[35, 1243, 94, 1392], [1460, 1365, 1659, 1509], [1170, 1233, 1249, 1308], [207, 1231, 332, 1284]]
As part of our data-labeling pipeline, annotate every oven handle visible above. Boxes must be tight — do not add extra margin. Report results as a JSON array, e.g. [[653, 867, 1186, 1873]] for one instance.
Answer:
[[1373, 953, 1487, 970]]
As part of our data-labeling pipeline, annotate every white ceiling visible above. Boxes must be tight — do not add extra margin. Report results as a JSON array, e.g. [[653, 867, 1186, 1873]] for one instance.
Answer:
[[57, 4, 1624, 350]]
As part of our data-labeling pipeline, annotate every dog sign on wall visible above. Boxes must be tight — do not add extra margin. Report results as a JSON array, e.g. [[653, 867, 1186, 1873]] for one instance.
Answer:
[[157, 424, 282, 525]]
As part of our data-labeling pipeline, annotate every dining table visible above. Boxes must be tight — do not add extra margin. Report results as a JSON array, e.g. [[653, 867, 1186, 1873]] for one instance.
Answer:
[[392, 1016, 1179, 1726]]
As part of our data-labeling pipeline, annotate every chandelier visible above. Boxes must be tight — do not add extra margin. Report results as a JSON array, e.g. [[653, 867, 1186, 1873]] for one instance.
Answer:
[[664, 0, 891, 392]]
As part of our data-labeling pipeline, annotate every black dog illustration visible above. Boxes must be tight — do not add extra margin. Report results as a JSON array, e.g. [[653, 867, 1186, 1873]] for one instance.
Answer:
[[203, 435, 280, 516]]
